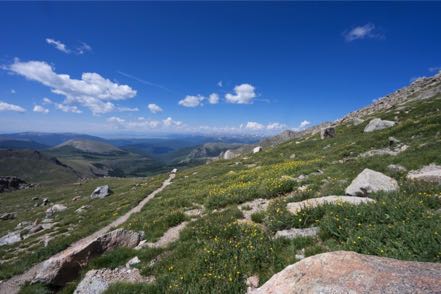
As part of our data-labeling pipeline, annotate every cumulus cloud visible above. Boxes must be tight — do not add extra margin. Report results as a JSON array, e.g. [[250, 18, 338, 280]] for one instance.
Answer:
[[0, 101, 26, 112], [298, 120, 310, 129], [107, 116, 181, 130], [267, 122, 287, 130], [208, 93, 219, 104], [225, 83, 256, 104], [33, 105, 49, 113], [179, 95, 204, 107], [163, 117, 182, 127], [343, 23, 383, 42], [148, 103, 163, 113], [46, 38, 70, 53], [42, 97, 53, 104], [55, 103, 82, 114], [8, 60, 136, 115], [241, 121, 287, 131], [243, 121, 265, 130]]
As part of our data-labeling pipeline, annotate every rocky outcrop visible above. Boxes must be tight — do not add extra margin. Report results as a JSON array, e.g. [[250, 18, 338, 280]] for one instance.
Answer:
[[46, 204, 67, 217], [352, 117, 364, 126], [251, 251, 441, 294], [74, 267, 154, 294], [363, 118, 395, 132], [0, 212, 16, 220], [287, 196, 375, 215], [0, 231, 22, 246], [274, 227, 319, 240], [387, 164, 407, 173], [222, 149, 239, 160], [407, 164, 441, 183], [34, 229, 143, 286], [0, 176, 32, 193], [358, 144, 408, 158], [345, 168, 399, 196], [239, 198, 270, 220], [90, 185, 112, 199], [320, 127, 336, 139]]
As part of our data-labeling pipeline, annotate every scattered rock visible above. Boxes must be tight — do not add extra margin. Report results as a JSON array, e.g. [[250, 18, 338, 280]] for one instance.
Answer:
[[72, 196, 81, 201], [387, 164, 407, 173], [223, 149, 239, 160], [345, 168, 399, 196], [253, 146, 263, 154], [289, 153, 296, 159], [274, 227, 319, 239], [358, 144, 408, 158], [407, 164, 441, 183], [90, 185, 112, 199], [238, 198, 270, 220], [32, 197, 39, 201], [0, 212, 16, 220], [287, 196, 375, 214], [0, 231, 22, 246], [246, 275, 260, 293], [74, 267, 154, 294], [0, 176, 32, 193], [46, 204, 67, 217], [352, 117, 364, 126], [126, 256, 141, 268], [184, 208, 203, 218], [320, 127, 336, 139], [171, 168, 178, 173], [42, 198, 49, 206], [29, 224, 43, 234], [363, 118, 395, 132], [137, 222, 189, 249], [75, 205, 91, 214], [295, 248, 305, 260], [250, 251, 441, 294], [389, 136, 401, 146]]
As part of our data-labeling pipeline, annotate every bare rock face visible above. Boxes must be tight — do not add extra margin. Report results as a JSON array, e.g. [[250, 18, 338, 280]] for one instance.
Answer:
[[34, 229, 143, 286], [251, 251, 441, 294], [364, 118, 395, 132], [287, 196, 375, 215], [74, 267, 154, 294], [320, 127, 336, 139], [90, 185, 112, 199], [274, 227, 319, 240], [345, 168, 399, 197], [407, 164, 441, 184]]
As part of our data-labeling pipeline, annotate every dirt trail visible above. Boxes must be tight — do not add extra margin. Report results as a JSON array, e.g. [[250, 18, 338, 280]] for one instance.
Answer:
[[0, 173, 175, 294]]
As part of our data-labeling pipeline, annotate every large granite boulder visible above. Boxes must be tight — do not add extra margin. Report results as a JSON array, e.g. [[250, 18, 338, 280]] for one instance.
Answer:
[[364, 118, 395, 132], [251, 251, 441, 294], [345, 168, 399, 196], [407, 164, 441, 183], [287, 196, 375, 215], [90, 185, 112, 199], [0, 231, 22, 246], [320, 127, 336, 139]]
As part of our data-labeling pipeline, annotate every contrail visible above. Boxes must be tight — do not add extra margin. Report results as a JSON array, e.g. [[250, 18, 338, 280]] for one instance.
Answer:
[[117, 70, 175, 93]]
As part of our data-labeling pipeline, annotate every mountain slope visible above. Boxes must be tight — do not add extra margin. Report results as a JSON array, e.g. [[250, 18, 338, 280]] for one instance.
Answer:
[[53, 139, 125, 155]]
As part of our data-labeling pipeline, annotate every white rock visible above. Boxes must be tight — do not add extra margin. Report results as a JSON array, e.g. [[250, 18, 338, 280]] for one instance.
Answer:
[[287, 196, 375, 214], [387, 164, 407, 173], [0, 231, 21, 246], [46, 204, 67, 217], [345, 168, 399, 196], [274, 227, 320, 239], [253, 146, 263, 154], [126, 256, 141, 268], [407, 164, 441, 183], [90, 185, 111, 199], [364, 118, 395, 132]]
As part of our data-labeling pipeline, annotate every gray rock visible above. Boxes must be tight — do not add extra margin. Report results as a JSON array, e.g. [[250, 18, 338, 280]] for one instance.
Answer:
[[29, 224, 43, 234], [364, 118, 395, 132], [0, 231, 21, 246], [387, 164, 407, 173], [274, 227, 320, 240], [90, 185, 111, 199], [75, 205, 91, 214], [358, 145, 408, 158], [74, 267, 154, 294], [0, 212, 16, 220], [125, 256, 141, 268], [223, 150, 238, 160], [42, 198, 49, 206], [287, 196, 375, 214], [320, 127, 336, 139], [407, 164, 441, 183], [0, 176, 32, 193], [46, 204, 67, 217], [250, 251, 441, 294], [389, 136, 401, 146], [345, 168, 399, 196], [352, 117, 364, 126]]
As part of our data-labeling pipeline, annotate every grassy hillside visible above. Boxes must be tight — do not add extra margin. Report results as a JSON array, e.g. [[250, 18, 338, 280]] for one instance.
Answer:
[[6, 94, 441, 293], [94, 94, 441, 293]]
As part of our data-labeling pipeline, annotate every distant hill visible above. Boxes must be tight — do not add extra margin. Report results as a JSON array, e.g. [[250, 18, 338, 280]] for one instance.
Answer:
[[0, 132, 106, 147], [53, 139, 125, 155], [0, 139, 49, 150], [0, 150, 79, 184]]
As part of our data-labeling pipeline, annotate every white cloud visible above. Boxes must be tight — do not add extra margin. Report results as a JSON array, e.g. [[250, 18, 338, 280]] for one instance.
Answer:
[[107, 116, 125, 124], [10, 89, 16, 94], [118, 106, 139, 112], [298, 120, 310, 129], [217, 81, 223, 87], [46, 38, 70, 53], [343, 23, 382, 42], [42, 97, 53, 104], [77, 42, 92, 55], [33, 105, 49, 113], [243, 121, 265, 130], [0, 101, 26, 112], [148, 103, 163, 113], [9, 60, 136, 115], [208, 93, 219, 104], [225, 83, 256, 104], [163, 117, 182, 127], [179, 95, 204, 107], [55, 103, 82, 114], [267, 122, 287, 130]]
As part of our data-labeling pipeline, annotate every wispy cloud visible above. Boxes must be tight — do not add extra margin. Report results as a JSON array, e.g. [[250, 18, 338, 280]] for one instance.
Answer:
[[0, 101, 26, 112], [46, 38, 92, 55], [117, 71, 174, 93], [46, 38, 70, 53], [343, 23, 384, 42], [33, 105, 49, 114], [8, 59, 136, 115], [148, 103, 163, 113]]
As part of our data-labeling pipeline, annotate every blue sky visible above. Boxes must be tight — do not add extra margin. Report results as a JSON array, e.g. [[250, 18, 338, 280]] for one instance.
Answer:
[[0, 2, 440, 136]]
